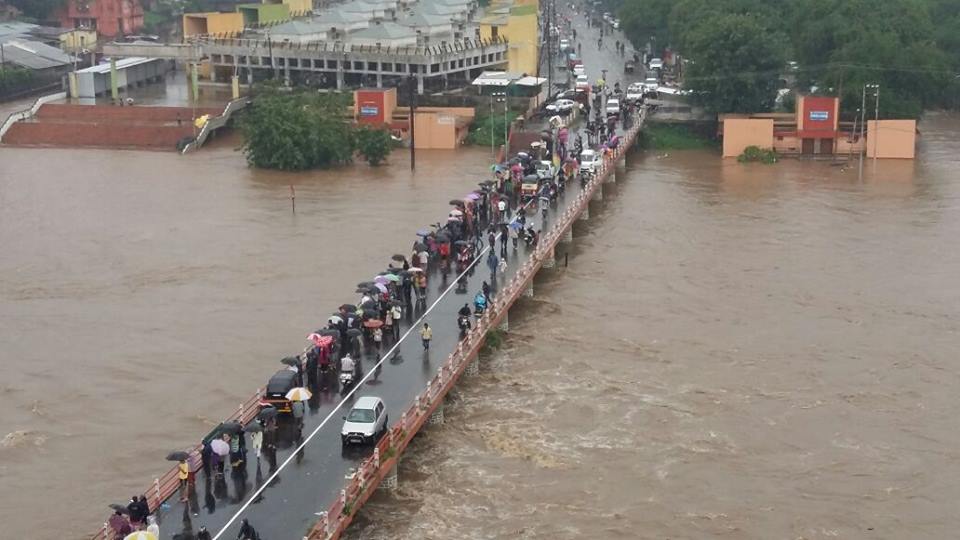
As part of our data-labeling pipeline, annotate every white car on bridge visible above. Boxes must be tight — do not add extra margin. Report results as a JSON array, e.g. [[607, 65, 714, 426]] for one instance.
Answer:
[[341, 396, 388, 447], [579, 149, 600, 175]]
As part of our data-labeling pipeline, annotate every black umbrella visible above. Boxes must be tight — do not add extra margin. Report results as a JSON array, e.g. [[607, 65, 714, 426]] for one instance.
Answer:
[[242, 423, 263, 433], [222, 420, 244, 433], [109, 504, 130, 514], [414, 242, 427, 251], [346, 328, 363, 338], [166, 450, 191, 462], [357, 281, 375, 288], [318, 329, 340, 337], [436, 233, 450, 242], [479, 180, 495, 186], [360, 300, 377, 310], [258, 407, 277, 421], [453, 240, 470, 247], [524, 174, 539, 182], [449, 199, 465, 206], [362, 309, 379, 319], [339, 304, 357, 312], [391, 254, 405, 262], [281, 356, 300, 367], [355, 287, 371, 294]]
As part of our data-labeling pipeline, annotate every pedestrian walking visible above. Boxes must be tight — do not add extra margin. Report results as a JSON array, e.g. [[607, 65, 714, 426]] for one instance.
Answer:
[[498, 257, 508, 275], [250, 429, 263, 460], [372, 326, 383, 351], [390, 304, 402, 340], [420, 323, 432, 350], [383, 309, 394, 341], [500, 230, 508, 257], [487, 252, 499, 279], [178, 458, 190, 501], [291, 400, 305, 437]]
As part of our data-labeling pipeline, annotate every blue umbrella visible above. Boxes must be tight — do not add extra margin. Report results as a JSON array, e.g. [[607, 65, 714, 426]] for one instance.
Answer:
[[416, 229, 430, 237], [509, 221, 522, 230]]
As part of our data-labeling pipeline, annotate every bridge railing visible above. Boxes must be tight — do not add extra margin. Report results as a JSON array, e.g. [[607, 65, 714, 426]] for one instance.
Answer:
[[304, 120, 642, 540], [181, 96, 250, 154]]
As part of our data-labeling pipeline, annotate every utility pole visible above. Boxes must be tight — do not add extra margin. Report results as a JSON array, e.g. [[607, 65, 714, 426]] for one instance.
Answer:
[[872, 84, 880, 170], [858, 84, 868, 182], [408, 74, 416, 170], [489, 92, 495, 160]]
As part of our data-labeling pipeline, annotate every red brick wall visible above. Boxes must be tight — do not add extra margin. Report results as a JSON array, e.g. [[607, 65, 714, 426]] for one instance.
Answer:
[[4, 122, 196, 149], [37, 104, 223, 123]]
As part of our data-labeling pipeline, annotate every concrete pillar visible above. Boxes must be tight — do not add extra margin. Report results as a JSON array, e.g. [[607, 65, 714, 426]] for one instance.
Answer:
[[109, 58, 118, 103], [376, 71, 383, 88], [378, 464, 398, 491], [416, 74, 424, 95], [231, 75, 240, 99], [246, 68, 253, 85], [541, 247, 556, 268], [428, 402, 444, 425], [210, 67, 217, 83], [591, 187, 603, 201], [522, 283, 534, 298], [336, 69, 344, 89], [578, 205, 590, 221], [464, 356, 479, 376], [561, 227, 573, 243], [284, 62, 290, 85], [191, 63, 199, 102], [498, 312, 509, 332], [68, 72, 79, 99]]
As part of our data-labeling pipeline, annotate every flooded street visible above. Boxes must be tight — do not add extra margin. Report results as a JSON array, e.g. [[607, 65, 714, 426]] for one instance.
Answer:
[[346, 113, 960, 539], [2, 110, 960, 540], [0, 135, 499, 540]]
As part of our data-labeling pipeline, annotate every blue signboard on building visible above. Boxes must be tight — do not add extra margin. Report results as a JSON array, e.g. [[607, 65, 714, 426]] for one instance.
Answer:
[[809, 110, 829, 121], [360, 105, 379, 117]]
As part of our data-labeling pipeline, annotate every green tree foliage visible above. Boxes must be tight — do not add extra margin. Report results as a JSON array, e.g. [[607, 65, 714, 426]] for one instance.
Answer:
[[354, 125, 394, 166], [240, 87, 357, 171], [617, 0, 960, 116], [682, 14, 787, 113], [8, 0, 64, 21], [0, 67, 36, 96]]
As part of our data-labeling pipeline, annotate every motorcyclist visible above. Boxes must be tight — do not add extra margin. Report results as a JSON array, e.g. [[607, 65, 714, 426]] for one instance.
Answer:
[[473, 292, 487, 314], [340, 353, 355, 375], [458, 303, 472, 318]]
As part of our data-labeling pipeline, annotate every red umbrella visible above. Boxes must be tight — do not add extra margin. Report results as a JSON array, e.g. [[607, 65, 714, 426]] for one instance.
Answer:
[[363, 319, 384, 329]]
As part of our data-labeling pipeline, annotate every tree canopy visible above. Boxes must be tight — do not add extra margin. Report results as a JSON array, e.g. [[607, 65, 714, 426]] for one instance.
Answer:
[[240, 86, 393, 170], [618, 0, 960, 116]]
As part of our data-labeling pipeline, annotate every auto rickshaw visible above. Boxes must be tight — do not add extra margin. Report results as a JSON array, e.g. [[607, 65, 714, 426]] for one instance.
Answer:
[[521, 174, 540, 202], [260, 369, 299, 413]]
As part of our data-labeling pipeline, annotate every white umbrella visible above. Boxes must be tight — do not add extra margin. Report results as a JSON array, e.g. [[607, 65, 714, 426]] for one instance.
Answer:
[[408, 267, 423, 273], [210, 438, 229, 456], [286, 387, 312, 401], [449, 209, 463, 217]]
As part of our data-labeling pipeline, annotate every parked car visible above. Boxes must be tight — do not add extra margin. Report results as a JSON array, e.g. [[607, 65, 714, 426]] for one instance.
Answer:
[[260, 369, 299, 413], [341, 396, 388, 447], [579, 149, 600, 175], [575, 74, 590, 90], [605, 97, 621, 117], [648, 57, 663, 70], [643, 76, 659, 91], [545, 98, 576, 114], [625, 82, 645, 103]]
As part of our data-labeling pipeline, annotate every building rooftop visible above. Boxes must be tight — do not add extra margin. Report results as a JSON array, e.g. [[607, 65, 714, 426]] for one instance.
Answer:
[[397, 11, 453, 28], [351, 21, 418, 40], [312, 10, 368, 25], [0, 39, 72, 70], [0, 21, 36, 40], [76, 57, 158, 75], [270, 19, 330, 35]]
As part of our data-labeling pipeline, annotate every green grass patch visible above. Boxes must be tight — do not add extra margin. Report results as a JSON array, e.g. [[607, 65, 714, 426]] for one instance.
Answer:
[[737, 145, 778, 164], [640, 124, 716, 150]]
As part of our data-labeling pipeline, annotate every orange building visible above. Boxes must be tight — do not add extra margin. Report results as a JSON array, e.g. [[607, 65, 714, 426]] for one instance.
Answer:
[[60, 0, 144, 38], [353, 88, 475, 149], [720, 95, 915, 159]]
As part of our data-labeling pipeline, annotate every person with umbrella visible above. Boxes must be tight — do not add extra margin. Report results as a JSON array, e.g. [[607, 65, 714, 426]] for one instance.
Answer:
[[108, 508, 132, 538], [487, 251, 499, 280]]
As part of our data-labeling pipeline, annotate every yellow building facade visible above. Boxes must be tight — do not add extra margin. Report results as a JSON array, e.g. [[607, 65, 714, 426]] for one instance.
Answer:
[[479, 0, 539, 75], [265, 0, 312, 17], [182, 12, 245, 37], [59, 29, 98, 52]]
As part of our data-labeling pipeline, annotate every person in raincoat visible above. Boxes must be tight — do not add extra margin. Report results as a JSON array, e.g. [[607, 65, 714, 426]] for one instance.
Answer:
[[251, 428, 263, 460], [146, 515, 160, 538], [237, 518, 260, 540]]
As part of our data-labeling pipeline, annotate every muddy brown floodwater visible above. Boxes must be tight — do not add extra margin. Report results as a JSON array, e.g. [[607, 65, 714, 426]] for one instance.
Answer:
[[0, 134, 500, 540], [345, 113, 960, 540]]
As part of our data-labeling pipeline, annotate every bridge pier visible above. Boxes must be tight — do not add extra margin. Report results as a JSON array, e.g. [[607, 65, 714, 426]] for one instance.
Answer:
[[428, 401, 444, 425], [464, 356, 479, 376], [561, 227, 573, 243], [378, 463, 398, 491], [591, 187, 603, 201], [541, 247, 556, 268], [522, 282, 534, 298], [498, 312, 509, 332], [578, 205, 589, 221]]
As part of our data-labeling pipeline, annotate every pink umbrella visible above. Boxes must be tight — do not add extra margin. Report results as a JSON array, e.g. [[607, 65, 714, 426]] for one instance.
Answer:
[[374, 275, 390, 285], [307, 333, 333, 347], [465, 192, 481, 200], [374, 282, 388, 293]]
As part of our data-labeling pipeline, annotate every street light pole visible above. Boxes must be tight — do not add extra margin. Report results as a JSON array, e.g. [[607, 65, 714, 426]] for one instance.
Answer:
[[858, 84, 868, 181], [872, 84, 880, 170], [409, 74, 416, 170]]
